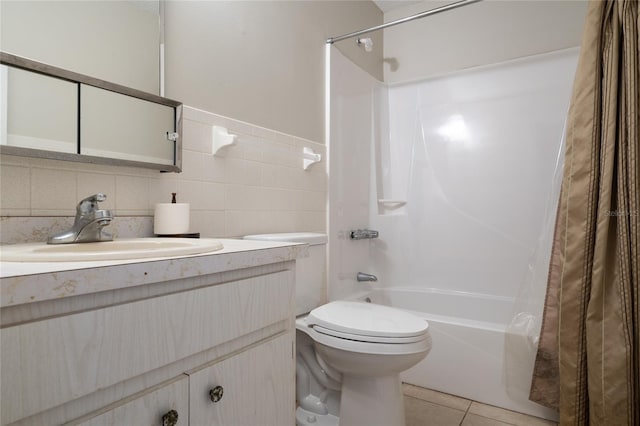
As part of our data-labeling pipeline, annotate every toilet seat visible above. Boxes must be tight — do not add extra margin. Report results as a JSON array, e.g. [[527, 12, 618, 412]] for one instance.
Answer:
[[306, 301, 429, 339], [298, 318, 432, 356], [311, 325, 428, 344]]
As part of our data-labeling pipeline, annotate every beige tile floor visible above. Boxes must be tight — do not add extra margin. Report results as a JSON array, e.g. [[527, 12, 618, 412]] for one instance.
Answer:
[[403, 384, 558, 426]]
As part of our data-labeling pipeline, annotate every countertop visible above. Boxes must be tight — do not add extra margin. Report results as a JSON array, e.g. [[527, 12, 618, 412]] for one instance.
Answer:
[[0, 238, 305, 308]]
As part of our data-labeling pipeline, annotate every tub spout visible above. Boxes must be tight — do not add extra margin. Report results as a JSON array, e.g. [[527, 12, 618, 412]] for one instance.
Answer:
[[357, 272, 378, 282]]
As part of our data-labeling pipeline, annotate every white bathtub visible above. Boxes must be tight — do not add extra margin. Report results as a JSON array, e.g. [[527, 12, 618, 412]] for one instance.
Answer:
[[361, 287, 558, 421]]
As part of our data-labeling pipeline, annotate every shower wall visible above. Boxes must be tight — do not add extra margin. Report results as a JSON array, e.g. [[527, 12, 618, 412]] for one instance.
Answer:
[[327, 47, 383, 301], [328, 46, 578, 302], [370, 48, 579, 298], [328, 45, 578, 416]]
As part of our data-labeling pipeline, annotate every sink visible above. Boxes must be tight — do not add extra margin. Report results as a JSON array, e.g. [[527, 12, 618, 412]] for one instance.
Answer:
[[0, 238, 224, 262]]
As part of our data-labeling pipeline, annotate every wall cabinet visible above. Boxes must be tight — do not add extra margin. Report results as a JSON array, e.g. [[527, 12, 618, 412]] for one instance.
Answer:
[[1, 260, 296, 426]]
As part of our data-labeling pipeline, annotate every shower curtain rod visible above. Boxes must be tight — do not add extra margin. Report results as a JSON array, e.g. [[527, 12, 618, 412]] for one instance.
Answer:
[[326, 0, 483, 44]]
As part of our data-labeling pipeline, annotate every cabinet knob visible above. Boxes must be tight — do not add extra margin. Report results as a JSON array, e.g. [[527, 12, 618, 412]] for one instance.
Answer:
[[162, 409, 179, 426], [209, 385, 224, 403]]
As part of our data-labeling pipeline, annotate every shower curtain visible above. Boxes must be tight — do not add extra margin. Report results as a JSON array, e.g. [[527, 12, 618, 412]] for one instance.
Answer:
[[530, 1, 638, 425]]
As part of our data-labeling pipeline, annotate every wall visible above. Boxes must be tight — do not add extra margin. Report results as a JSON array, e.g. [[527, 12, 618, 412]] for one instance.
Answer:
[[383, 0, 588, 83], [370, 48, 579, 298], [328, 45, 578, 300], [327, 0, 587, 301], [327, 39, 577, 422], [165, 0, 383, 142], [0, 107, 326, 243], [0, 0, 160, 94], [327, 47, 383, 301], [1, 1, 385, 242]]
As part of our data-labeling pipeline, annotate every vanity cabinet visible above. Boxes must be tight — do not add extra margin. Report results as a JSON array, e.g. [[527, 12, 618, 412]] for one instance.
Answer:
[[188, 334, 293, 426], [0, 249, 298, 426], [68, 334, 294, 426], [68, 376, 190, 426]]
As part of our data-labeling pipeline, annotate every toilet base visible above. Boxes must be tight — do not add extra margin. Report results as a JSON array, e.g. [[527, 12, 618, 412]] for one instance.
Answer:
[[295, 375, 406, 426], [340, 374, 405, 426], [295, 407, 339, 426]]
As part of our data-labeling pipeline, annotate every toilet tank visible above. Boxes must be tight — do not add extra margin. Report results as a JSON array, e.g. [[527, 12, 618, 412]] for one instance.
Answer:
[[243, 233, 327, 316]]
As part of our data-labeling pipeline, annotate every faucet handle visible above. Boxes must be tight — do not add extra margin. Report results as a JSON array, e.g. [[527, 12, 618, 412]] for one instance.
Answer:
[[80, 193, 107, 203], [77, 193, 107, 214], [350, 229, 379, 240]]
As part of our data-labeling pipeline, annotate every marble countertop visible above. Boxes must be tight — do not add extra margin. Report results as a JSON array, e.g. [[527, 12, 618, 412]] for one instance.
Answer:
[[0, 238, 305, 308]]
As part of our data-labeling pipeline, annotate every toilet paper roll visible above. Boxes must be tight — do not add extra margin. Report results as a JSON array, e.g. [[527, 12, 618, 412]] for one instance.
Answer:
[[154, 203, 190, 235]]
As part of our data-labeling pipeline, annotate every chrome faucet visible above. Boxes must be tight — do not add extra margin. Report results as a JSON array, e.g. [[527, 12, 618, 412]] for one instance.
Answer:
[[357, 272, 378, 282], [47, 193, 114, 244]]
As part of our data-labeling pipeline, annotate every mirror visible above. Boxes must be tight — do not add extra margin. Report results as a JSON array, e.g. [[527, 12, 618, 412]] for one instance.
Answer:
[[0, 0, 161, 95], [0, 1, 181, 172], [81, 85, 176, 165], [1, 65, 77, 154], [0, 53, 182, 172]]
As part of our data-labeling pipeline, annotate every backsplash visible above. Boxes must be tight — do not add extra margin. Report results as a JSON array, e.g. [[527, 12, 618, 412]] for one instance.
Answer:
[[0, 106, 327, 244]]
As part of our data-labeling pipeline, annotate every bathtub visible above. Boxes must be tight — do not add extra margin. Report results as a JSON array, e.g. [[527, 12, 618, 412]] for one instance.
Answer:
[[360, 287, 558, 421]]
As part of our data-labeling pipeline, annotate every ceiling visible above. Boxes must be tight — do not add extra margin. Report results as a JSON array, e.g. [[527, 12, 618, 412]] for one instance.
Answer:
[[373, 0, 424, 13]]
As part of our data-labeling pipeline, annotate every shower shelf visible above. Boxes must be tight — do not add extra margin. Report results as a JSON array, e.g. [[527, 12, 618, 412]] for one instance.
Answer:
[[378, 199, 407, 206]]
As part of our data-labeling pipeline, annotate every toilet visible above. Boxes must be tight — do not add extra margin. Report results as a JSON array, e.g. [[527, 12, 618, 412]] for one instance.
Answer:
[[243, 233, 431, 426]]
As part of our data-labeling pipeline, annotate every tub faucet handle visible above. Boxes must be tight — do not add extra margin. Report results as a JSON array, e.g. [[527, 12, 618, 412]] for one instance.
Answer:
[[350, 229, 379, 240]]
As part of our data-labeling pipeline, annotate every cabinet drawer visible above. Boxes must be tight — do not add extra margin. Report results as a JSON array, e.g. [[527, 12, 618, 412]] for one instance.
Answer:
[[66, 375, 189, 426], [1, 270, 294, 425], [189, 333, 295, 426]]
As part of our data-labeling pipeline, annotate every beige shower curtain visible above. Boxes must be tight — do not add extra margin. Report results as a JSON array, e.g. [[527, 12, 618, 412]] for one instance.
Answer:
[[530, 1, 639, 425]]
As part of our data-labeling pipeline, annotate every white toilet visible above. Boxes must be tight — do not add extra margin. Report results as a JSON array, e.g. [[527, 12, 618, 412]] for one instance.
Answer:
[[243, 233, 431, 426]]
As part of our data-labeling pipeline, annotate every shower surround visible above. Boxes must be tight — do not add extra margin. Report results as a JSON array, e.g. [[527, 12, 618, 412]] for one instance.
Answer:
[[328, 46, 578, 419]]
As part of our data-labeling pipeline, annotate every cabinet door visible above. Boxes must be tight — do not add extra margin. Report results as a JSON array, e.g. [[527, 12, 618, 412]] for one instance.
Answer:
[[2, 270, 293, 424], [189, 333, 295, 426], [66, 375, 189, 426]]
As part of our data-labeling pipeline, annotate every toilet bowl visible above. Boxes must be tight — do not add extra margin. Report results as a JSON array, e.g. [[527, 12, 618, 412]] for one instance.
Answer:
[[297, 301, 431, 426], [243, 233, 431, 426]]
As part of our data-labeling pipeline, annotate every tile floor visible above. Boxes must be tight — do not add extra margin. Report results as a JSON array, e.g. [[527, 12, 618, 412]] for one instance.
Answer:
[[403, 384, 558, 426]]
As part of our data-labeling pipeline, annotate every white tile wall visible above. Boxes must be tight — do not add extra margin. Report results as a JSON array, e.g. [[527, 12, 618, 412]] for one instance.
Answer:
[[0, 106, 327, 243]]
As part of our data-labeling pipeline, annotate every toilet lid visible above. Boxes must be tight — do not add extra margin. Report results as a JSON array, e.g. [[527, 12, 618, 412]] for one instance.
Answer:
[[306, 301, 429, 339]]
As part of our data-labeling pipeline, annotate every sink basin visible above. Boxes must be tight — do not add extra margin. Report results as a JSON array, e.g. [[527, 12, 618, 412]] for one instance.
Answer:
[[0, 238, 224, 262]]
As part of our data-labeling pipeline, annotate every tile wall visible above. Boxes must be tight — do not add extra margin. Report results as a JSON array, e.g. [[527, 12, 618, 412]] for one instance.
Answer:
[[0, 106, 327, 244]]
